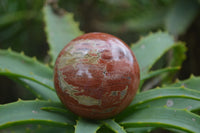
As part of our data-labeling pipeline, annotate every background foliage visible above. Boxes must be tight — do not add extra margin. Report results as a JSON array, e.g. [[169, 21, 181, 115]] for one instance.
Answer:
[[0, 0, 200, 133]]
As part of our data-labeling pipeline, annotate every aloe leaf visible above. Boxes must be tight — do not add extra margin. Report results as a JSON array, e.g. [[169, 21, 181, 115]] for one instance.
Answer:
[[161, 42, 186, 83], [131, 87, 200, 107], [43, 4, 83, 65], [0, 11, 36, 27], [125, 127, 154, 133], [41, 106, 77, 120], [14, 78, 59, 102], [133, 98, 200, 113], [166, 128, 188, 133], [131, 32, 175, 77], [165, 0, 199, 36], [125, 9, 166, 32], [0, 100, 75, 130], [75, 118, 101, 133], [168, 42, 187, 69], [102, 119, 126, 133], [120, 107, 200, 133], [0, 49, 54, 90], [170, 75, 200, 92], [102, 9, 166, 33], [116, 87, 200, 120], [41, 106, 71, 114], [0, 124, 74, 133], [141, 66, 180, 81]]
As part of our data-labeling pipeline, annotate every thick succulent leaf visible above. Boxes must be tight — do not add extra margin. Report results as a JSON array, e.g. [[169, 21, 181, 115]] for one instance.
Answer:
[[161, 42, 186, 83], [141, 66, 180, 81], [170, 75, 200, 92], [0, 11, 36, 27], [14, 78, 59, 102], [0, 100, 75, 130], [102, 119, 126, 133], [41, 106, 72, 114], [102, 9, 166, 33], [131, 32, 175, 77], [120, 107, 200, 133], [0, 49, 54, 90], [124, 9, 166, 32], [40, 106, 77, 120], [0, 124, 74, 133], [43, 4, 83, 65], [125, 127, 154, 133], [168, 42, 187, 68], [75, 118, 101, 133], [133, 98, 200, 113], [127, 127, 186, 133], [166, 128, 188, 133], [131, 87, 200, 107], [165, 0, 199, 36], [116, 87, 200, 120]]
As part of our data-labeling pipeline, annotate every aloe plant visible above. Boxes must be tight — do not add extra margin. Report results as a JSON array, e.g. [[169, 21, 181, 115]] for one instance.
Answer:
[[0, 3, 200, 133]]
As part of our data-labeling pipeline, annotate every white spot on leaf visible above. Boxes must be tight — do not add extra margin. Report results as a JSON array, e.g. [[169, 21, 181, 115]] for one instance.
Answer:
[[166, 99, 174, 107], [141, 45, 145, 49], [32, 110, 38, 114]]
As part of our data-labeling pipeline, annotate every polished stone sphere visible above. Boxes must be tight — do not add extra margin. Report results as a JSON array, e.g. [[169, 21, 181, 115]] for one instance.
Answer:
[[54, 32, 140, 119]]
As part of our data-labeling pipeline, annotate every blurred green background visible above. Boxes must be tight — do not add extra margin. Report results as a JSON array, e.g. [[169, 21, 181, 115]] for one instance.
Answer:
[[0, 0, 200, 103]]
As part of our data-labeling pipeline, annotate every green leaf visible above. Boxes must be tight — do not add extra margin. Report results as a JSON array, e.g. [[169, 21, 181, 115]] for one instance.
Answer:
[[75, 118, 101, 133], [161, 42, 186, 83], [166, 128, 188, 133], [41, 106, 77, 120], [165, 0, 199, 36], [132, 98, 200, 113], [43, 4, 83, 65], [125, 127, 154, 133], [170, 75, 200, 92], [141, 66, 180, 81], [120, 107, 200, 133], [0, 124, 74, 133], [124, 76, 200, 114], [131, 32, 175, 77], [102, 119, 126, 133], [0, 11, 36, 27], [0, 100, 75, 130], [131, 87, 200, 108], [125, 9, 166, 32], [0, 49, 54, 91], [168, 42, 187, 68], [140, 42, 186, 85], [41, 106, 71, 114], [116, 87, 200, 120], [101, 9, 166, 33], [14, 78, 59, 102]]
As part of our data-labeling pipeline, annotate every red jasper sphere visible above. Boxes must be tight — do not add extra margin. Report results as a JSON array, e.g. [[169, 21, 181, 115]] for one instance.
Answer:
[[54, 32, 140, 119]]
